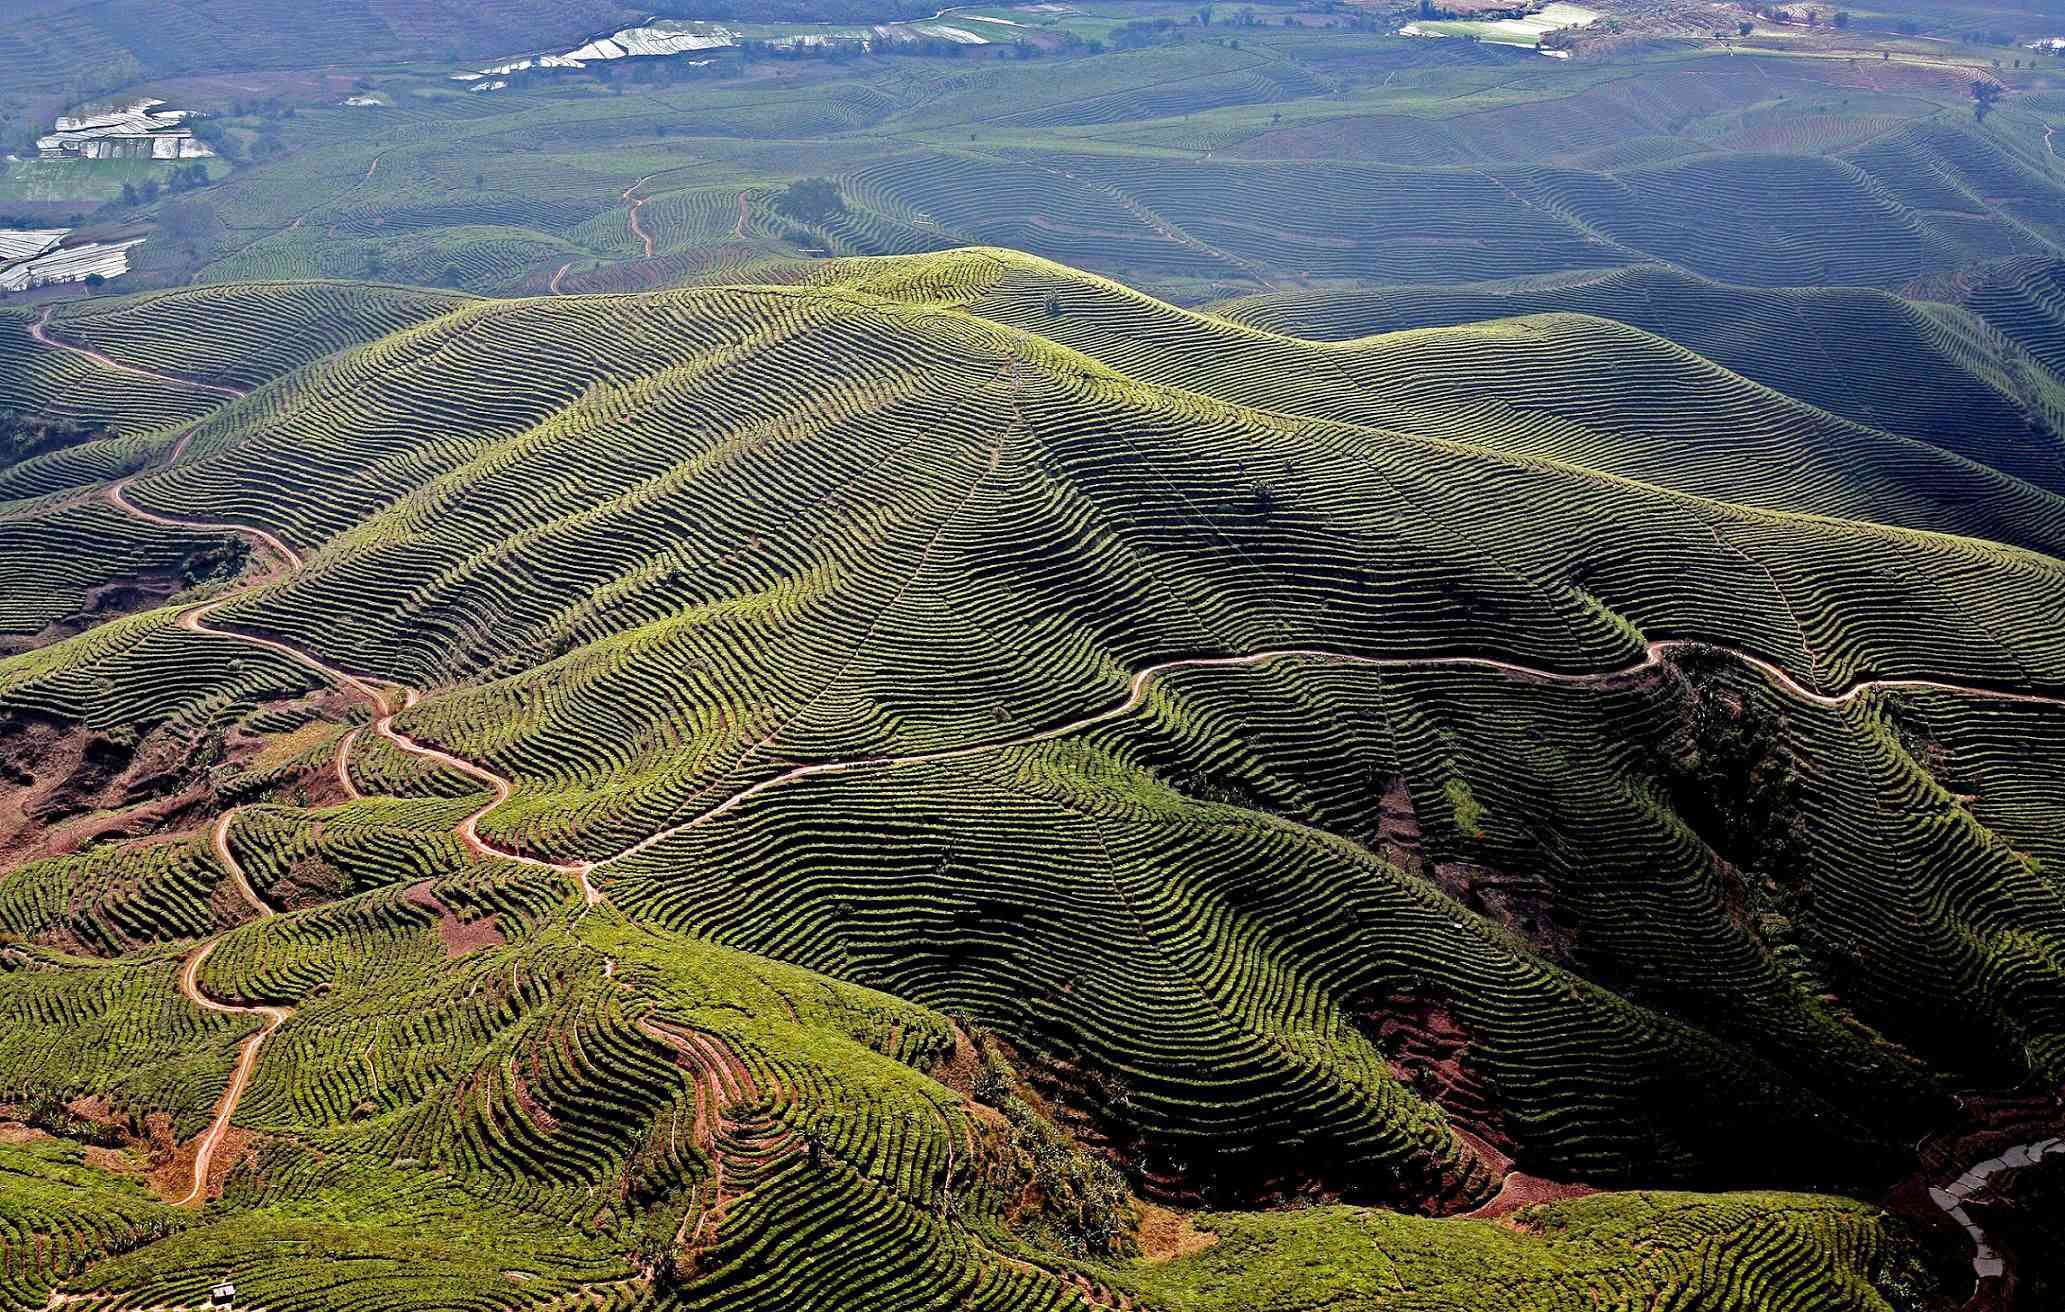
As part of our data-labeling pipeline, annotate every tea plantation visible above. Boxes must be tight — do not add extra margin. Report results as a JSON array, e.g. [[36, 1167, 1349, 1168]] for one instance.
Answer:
[[4, 2, 2065, 1306], [0, 248, 2059, 1307]]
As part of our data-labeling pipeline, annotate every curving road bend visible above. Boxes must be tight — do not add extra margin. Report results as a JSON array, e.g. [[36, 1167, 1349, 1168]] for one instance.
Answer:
[[624, 175, 657, 259], [1930, 1135, 2065, 1291], [593, 641, 2065, 869], [175, 810, 290, 1208], [30, 308, 247, 401]]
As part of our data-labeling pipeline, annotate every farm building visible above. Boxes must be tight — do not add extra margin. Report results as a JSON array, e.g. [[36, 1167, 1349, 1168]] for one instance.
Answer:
[[37, 100, 212, 161]]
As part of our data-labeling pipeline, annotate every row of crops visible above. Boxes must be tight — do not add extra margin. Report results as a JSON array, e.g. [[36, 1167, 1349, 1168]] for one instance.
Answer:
[[2, 255, 2059, 1306]]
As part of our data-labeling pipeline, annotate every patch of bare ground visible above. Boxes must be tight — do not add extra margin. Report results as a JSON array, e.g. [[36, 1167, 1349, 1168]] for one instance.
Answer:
[[403, 881, 505, 957], [1374, 773, 1426, 876], [150, 1121, 256, 1205], [1134, 1202, 1217, 1263], [0, 712, 215, 866], [1432, 860, 1575, 962], [1467, 1171, 1601, 1228], [934, 1022, 985, 1098], [1364, 990, 1512, 1160], [0, 682, 365, 877], [508, 1062, 560, 1135]]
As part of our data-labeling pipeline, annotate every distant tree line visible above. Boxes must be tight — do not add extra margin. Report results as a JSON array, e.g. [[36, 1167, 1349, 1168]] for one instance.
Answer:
[[117, 161, 209, 208]]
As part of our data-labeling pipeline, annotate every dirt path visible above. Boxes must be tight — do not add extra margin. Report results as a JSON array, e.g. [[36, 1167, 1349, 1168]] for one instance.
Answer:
[[624, 175, 657, 259], [209, 811, 271, 917], [107, 479, 301, 574], [334, 728, 361, 801], [175, 942, 289, 1207], [112, 466, 606, 903], [733, 191, 750, 240], [175, 814, 289, 1208], [30, 308, 246, 401], [592, 640, 2065, 869], [375, 691, 601, 905], [548, 262, 573, 295], [89, 449, 603, 1199]]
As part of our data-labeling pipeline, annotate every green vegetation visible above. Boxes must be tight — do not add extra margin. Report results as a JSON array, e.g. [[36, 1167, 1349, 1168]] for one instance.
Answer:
[[1130, 1192, 1940, 1311], [5, 4, 2065, 1306], [1, 245, 2061, 1302]]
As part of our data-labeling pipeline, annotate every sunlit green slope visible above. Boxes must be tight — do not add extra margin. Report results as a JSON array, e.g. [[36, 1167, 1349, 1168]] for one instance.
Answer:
[[0, 254, 2056, 1309]]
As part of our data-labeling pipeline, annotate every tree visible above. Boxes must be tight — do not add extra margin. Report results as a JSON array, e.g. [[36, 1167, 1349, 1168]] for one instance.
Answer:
[[1198, 4, 1213, 24], [1832, 10, 1849, 27], [1739, 20, 1754, 35], [774, 177, 845, 225]]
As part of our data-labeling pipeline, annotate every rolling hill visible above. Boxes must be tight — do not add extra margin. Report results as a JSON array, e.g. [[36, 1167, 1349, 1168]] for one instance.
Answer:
[[0, 251, 2060, 1308]]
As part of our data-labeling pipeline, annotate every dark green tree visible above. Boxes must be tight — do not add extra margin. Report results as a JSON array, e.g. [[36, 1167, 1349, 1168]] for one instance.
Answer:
[[774, 176, 846, 225]]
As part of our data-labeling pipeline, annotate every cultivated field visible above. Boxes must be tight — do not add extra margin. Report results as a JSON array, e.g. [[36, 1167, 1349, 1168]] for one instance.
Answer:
[[0, 247, 2061, 1304], [4, 2, 2065, 1307]]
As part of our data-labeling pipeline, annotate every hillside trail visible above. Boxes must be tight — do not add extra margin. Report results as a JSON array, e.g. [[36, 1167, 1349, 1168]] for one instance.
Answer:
[[592, 639, 2065, 869], [30, 308, 245, 400], [172, 811, 288, 1208], [625, 175, 657, 258], [733, 191, 750, 240], [1930, 1132, 2065, 1297], [548, 262, 573, 295]]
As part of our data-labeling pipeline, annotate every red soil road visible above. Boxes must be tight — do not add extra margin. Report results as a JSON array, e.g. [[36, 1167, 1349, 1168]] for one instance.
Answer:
[[334, 728, 362, 801], [115, 471, 606, 902], [209, 810, 272, 918], [175, 813, 287, 1208], [592, 640, 2065, 870], [375, 690, 602, 906], [30, 308, 248, 401], [175, 942, 289, 1207]]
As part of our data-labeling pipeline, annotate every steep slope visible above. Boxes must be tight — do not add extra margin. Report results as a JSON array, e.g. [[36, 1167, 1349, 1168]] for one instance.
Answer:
[[1, 257, 2059, 1308]]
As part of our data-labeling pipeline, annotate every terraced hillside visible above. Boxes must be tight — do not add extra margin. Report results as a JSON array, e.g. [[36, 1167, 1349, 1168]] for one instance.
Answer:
[[46, 21, 2055, 311], [0, 256, 2060, 1308]]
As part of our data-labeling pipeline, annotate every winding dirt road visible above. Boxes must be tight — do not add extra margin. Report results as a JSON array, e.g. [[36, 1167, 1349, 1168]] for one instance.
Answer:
[[593, 641, 2065, 869], [625, 176, 657, 259], [174, 811, 289, 1208], [1931, 1133, 2065, 1293], [30, 309, 246, 400]]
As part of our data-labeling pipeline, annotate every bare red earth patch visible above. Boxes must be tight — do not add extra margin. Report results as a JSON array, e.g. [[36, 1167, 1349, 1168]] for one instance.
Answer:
[[404, 880, 504, 957]]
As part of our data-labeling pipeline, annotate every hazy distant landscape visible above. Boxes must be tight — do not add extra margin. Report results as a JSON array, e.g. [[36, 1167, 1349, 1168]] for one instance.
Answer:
[[2, 1, 2065, 1309]]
